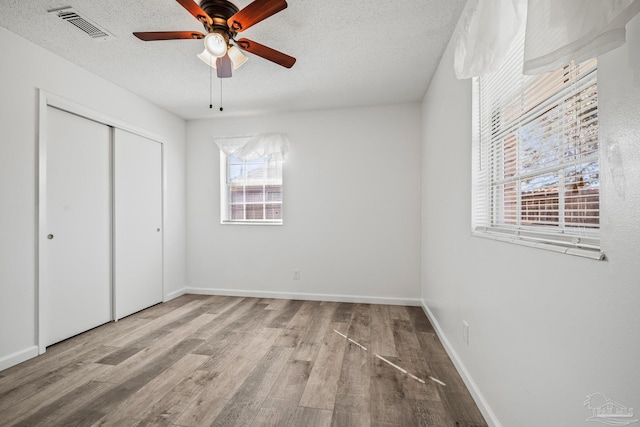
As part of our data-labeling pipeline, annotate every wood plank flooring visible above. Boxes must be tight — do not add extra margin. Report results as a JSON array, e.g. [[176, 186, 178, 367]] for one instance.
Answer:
[[0, 295, 487, 426]]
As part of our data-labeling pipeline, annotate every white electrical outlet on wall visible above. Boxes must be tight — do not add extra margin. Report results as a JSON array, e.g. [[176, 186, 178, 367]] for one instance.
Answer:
[[293, 269, 300, 280]]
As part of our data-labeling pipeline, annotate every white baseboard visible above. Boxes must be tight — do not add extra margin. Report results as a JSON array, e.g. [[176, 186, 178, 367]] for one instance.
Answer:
[[164, 287, 187, 302], [186, 287, 421, 306], [0, 346, 39, 372], [420, 301, 502, 427]]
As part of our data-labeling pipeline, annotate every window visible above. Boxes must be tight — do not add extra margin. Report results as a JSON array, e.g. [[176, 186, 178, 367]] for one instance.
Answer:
[[221, 154, 283, 224], [216, 134, 288, 225], [472, 28, 601, 258]]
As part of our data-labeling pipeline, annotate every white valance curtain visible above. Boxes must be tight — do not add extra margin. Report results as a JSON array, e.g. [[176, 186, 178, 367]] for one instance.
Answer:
[[214, 133, 289, 162], [454, 0, 640, 79]]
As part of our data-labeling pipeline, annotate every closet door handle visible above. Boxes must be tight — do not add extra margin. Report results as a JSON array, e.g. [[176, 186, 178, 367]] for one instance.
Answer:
[[47, 234, 54, 240]]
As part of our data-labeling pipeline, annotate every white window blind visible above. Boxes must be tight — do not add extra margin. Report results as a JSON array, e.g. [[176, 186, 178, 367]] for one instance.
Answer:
[[473, 27, 601, 258]]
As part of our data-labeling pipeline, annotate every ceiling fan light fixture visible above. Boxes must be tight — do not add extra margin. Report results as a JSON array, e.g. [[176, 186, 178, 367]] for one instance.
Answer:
[[227, 45, 248, 69], [198, 46, 248, 70], [204, 32, 228, 57], [197, 49, 217, 68]]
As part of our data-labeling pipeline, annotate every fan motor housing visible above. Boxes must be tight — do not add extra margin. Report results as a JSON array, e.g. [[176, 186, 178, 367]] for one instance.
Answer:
[[200, 0, 239, 36]]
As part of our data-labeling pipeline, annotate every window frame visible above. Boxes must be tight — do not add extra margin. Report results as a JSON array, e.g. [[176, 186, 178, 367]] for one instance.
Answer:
[[219, 152, 284, 226], [471, 33, 603, 260]]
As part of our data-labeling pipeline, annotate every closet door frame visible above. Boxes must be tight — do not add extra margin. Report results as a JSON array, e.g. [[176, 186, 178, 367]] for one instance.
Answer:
[[37, 90, 165, 354]]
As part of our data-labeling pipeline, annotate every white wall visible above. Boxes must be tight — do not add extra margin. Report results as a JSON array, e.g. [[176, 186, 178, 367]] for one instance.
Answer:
[[186, 104, 422, 304], [0, 28, 187, 369], [421, 13, 640, 427]]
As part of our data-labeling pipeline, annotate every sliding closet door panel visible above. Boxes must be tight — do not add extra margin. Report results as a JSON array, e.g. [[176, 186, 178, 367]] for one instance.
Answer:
[[114, 129, 163, 319], [45, 107, 112, 346]]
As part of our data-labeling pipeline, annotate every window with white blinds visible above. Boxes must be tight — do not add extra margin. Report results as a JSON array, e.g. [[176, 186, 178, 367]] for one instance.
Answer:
[[472, 28, 601, 258], [220, 153, 283, 224]]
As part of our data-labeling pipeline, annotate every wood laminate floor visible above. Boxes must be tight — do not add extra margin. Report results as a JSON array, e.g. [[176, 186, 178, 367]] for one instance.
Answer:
[[0, 295, 487, 426]]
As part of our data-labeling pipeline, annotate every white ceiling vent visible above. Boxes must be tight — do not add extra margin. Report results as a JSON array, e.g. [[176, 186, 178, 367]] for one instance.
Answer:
[[48, 6, 114, 41]]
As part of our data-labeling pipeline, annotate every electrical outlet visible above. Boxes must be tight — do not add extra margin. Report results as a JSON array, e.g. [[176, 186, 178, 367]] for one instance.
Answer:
[[463, 321, 470, 346], [293, 269, 300, 280]]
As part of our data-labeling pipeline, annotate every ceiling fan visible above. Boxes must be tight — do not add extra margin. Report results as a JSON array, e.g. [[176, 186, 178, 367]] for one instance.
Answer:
[[133, 0, 296, 78]]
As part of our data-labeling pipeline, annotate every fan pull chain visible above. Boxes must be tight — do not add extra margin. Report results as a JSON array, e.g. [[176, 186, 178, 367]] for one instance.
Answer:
[[209, 56, 213, 109], [207, 55, 223, 112], [219, 78, 224, 112]]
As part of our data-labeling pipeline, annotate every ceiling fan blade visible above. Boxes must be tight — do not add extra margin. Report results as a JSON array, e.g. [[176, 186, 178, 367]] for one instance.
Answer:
[[175, 0, 213, 25], [236, 38, 296, 68], [134, 31, 205, 41], [228, 0, 287, 32], [216, 54, 233, 78]]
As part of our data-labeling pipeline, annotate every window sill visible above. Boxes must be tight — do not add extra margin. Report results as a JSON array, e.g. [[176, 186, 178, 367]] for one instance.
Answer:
[[472, 229, 605, 260], [221, 220, 283, 226]]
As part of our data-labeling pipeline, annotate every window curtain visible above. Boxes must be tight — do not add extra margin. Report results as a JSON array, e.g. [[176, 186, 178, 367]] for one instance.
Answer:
[[454, 0, 525, 79], [214, 133, 289, 162], [523, 0, 640, 74], [454, 0, 640, 79]]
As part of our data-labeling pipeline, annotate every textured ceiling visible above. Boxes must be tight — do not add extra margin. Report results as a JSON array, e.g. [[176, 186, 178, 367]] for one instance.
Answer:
[[0, 0, 465, 119]]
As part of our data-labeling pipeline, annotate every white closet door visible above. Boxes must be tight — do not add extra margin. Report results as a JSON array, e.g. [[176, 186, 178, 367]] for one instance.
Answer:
[[45, 107, 112, 346], [114, 129, 163, 319]]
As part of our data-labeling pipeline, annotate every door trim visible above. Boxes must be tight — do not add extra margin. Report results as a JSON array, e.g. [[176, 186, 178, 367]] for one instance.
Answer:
[[37, 90, 165, 354]]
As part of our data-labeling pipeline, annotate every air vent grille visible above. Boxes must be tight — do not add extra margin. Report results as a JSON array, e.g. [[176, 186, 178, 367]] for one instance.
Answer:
[[48, 6, 113, 41]]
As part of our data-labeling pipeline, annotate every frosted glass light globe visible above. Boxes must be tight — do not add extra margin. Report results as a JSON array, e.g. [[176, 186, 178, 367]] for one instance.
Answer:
[[204, 33, 227, 58]]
